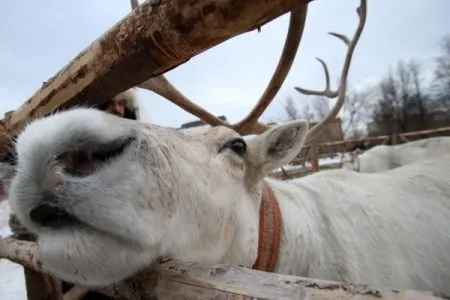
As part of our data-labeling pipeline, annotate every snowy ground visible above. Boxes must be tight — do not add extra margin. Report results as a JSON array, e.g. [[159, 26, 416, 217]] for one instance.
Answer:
[[0, 200, 26, 300]]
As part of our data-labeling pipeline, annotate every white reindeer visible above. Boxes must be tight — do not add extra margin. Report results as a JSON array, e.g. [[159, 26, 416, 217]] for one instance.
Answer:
[[342, 136, 450, 173], [6, 0, 450, 295], [7, 107, 450, 294]]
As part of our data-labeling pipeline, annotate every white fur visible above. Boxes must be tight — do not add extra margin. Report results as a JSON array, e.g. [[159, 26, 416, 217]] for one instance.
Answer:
[[7, 108, 450, 295], [342, 137, 450, 172]]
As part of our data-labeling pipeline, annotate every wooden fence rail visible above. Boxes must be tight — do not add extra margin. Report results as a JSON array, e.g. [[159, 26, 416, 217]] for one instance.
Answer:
[[0, 237, 447, 300], [272, 126, 450, 179]]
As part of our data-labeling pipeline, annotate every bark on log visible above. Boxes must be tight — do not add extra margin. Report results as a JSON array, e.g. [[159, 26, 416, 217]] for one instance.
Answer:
[[1, 237, 448, 300], [0, 0, 311, 160]]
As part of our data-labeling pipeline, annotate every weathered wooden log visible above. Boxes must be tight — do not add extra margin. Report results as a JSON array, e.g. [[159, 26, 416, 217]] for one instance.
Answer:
[[0, 237, 447, 300], [0, 0, 311, 160]]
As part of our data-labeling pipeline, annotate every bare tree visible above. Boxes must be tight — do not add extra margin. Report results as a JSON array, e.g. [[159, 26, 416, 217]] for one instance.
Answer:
[[369, 59, 435, 136], [280, 95, 331, 123], [409, 61, 430, 128], [283, 97, 301, 121], [341, 85, 374, 138], [299, 103, 315, 123], [311, 96, 331, 119], [432, 34, 450, 109]]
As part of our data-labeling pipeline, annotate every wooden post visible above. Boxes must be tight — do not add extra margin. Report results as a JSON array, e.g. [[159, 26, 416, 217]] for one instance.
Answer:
[[310, 142, 319, 172], [391, 133, 398, 145]]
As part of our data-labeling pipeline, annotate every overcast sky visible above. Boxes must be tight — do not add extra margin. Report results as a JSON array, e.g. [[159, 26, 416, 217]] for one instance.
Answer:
[[1, 0, 449, 128]]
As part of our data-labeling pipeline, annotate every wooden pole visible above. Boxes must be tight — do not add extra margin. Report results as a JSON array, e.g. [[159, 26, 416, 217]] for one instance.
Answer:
[[310, 142, 319, 172], [391, 133, 398, 145]]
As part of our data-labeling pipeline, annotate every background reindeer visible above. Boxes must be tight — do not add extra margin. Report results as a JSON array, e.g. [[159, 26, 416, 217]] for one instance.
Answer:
[[341, 136, 450, 172]]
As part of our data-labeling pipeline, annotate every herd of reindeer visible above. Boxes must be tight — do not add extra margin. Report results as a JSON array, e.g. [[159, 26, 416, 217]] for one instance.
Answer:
[[2, 0, 450, 298]]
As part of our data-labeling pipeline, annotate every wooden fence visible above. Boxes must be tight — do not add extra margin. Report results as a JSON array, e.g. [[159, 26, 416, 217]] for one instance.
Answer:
[[270, 126, 450, 180]]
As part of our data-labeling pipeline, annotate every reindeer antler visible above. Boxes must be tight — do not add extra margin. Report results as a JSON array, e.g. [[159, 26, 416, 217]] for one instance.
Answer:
[[137, 0, 366, 138], [296, 0, 367, 142], [138, 3, 309, 135]]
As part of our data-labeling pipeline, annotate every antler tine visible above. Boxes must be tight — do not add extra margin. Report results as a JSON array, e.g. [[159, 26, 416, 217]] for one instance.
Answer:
[[139, 76, 229, 127], [300, 0, 367, 142], [294, 57, 336, 97], [232, 6, 308, 135]]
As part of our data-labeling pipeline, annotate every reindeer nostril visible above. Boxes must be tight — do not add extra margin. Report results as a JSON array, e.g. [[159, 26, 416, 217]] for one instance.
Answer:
[[29, 204, 78, 227], [56, 137, 135, 177]]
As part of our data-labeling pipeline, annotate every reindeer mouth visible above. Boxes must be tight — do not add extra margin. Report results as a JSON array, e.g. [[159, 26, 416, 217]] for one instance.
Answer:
[[57, 137, 135, 177], [29, 204, 80, 227]]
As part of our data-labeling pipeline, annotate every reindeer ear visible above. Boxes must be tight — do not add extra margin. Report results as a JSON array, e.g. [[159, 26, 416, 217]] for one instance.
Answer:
[[244, 120, 309, 184]]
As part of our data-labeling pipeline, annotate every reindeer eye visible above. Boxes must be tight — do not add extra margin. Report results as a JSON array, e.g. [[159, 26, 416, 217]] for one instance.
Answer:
[[218, 138, 247, 157]]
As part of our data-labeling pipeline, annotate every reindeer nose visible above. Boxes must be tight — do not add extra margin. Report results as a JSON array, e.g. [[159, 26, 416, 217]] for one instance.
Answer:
[[41, 168, 63, 191]]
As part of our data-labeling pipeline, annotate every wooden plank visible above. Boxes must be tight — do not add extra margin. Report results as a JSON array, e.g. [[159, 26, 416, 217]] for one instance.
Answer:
[[391, 133, 398, 145], [0, 0, 310, 157], [302, 135, 390, 149], [301, 126, 450, 150], [269, 162, 342, 180], [310, 142, 319, 172], [1, 237, 447, 300], [401, 126, 450, 137]]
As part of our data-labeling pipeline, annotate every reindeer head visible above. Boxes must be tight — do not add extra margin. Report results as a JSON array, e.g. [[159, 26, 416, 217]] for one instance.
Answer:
[[8, 108, 309, 285], [7, 0, 366, 286]]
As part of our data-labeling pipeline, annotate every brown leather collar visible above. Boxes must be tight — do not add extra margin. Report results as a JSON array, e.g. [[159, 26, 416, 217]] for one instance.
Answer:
[[252, 182, 282, 272]]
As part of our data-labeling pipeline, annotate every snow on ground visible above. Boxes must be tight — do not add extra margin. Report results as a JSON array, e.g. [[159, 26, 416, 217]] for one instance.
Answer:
[[0, 200, 26, 300]]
